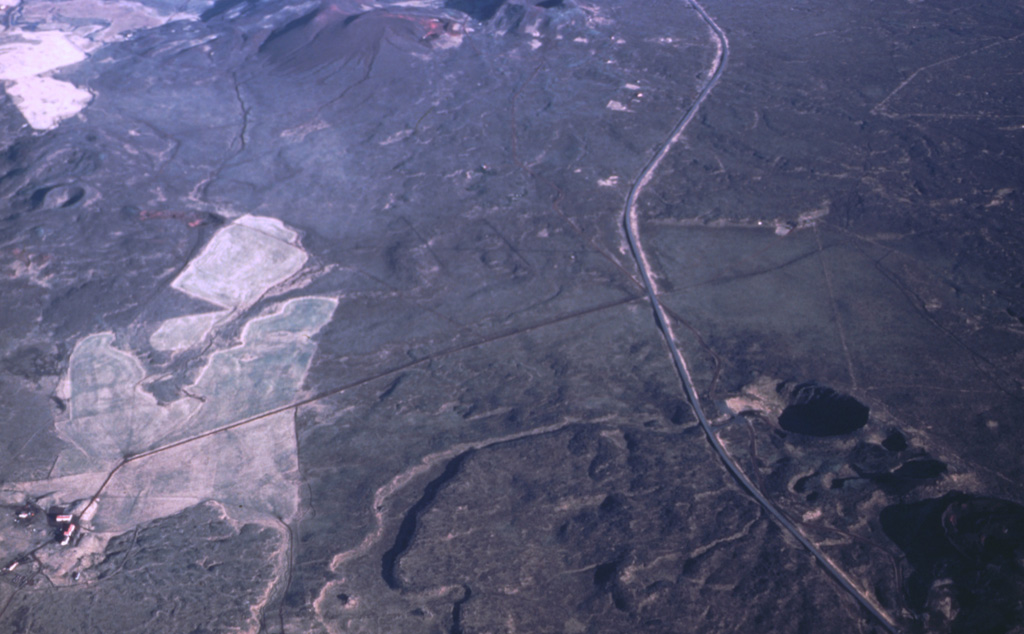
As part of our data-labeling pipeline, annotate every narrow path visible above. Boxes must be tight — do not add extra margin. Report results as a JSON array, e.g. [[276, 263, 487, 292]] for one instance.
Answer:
[[621, 2, 900, 632]]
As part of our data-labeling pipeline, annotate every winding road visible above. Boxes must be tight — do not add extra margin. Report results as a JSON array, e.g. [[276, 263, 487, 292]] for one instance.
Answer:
[[621, 2, 901, 632]]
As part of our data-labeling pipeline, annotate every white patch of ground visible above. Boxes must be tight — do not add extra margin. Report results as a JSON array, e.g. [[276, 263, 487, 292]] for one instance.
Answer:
[[0, 0, 201, 130], [379, 128, 414, 146], [92, 410, 300, 534], [53, 296, 336, 478], [721, 375, 787, 428], [606, 99, 631, 112], [16, 0, 191, 49], [0, 29, 86, 77], [20, 294, 335, 575], [161, 296, 338, 445], [149, 310, 227, 351], [0, 29, 91, 129], [171, 215, 308, 311], [57, 332, 201, 471], [8, 217, 336, 580], [797, 204, 829, 226], [4, 74, 92, 131], [235, 213, 301, 242]]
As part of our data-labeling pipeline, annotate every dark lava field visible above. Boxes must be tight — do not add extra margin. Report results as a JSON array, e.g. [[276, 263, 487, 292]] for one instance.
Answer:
[[1, 0, 1023, 632]]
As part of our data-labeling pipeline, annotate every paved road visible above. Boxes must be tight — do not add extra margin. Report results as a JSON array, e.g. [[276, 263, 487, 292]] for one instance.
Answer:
[[621, 2, 900, 631]]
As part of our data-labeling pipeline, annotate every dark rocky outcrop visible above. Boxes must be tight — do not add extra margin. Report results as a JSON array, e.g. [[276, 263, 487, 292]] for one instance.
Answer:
[[881, 493, 1024, 633], [778, 382, 869, 436], [445, 0, 507, 22]]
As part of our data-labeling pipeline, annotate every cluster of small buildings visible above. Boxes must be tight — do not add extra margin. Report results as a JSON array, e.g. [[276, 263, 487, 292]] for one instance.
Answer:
[[54, 513, 78, 546]]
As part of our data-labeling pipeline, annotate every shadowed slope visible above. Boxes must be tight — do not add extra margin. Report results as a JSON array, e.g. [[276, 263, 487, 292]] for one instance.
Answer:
[[259, 2, 444, 74]]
